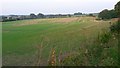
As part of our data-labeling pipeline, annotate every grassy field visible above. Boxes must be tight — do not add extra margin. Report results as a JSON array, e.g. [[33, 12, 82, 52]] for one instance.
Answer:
[[2, 17, 118, 66], [0, 22, 2, 67]]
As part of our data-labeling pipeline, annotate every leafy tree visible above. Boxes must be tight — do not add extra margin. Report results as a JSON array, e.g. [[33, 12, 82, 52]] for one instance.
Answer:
[[115, 2, 120, 66], [98, 9, 117, 19], [109, 1, 120, 36], [88, 14, 94, 16], [67, 14, 71, 17], [2, 16, 7, 22], [115, 1, 120, 17], [109, 10, 117, 18], [110, 1, 120, 33], [74, 12, 82, 15], [98, 9, 111, 19], [37, 13, 44, 18], [30, 13, 37, 19]]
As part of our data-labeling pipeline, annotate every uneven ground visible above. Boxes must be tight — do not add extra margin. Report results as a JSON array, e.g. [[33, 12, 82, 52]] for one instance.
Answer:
[[2, 17, 118, 66]]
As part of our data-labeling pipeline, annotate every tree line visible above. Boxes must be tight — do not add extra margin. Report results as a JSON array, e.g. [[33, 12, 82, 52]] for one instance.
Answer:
[[98, 1, 120, 20], [1, 12, 98, 22], [1, 13, 73, 22]]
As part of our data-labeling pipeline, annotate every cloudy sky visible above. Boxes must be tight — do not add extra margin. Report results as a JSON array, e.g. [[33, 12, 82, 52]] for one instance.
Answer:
[[0, 0, 119, 15]]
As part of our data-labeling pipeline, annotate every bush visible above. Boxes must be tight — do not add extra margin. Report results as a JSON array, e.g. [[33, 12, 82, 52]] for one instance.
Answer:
[[98, 31, 111, 44], [110, 20, 120, 33]]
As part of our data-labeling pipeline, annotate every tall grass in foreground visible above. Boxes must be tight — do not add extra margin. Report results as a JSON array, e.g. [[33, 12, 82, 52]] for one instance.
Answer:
[[110, 20, 120, 66], [48, 48, 56, 66], [46, 20, 119, 66], [55, 21, 119, 66], [47, 29, 118, 66]]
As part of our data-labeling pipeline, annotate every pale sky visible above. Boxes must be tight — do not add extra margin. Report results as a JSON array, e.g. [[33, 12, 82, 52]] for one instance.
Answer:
[[0, 0, 119, 15]]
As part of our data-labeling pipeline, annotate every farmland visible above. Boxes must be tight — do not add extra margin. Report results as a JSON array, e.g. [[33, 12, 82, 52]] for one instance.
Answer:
[[2, 17, 118, 66]]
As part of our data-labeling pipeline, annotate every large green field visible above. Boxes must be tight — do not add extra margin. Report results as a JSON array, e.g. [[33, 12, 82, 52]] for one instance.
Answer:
[[2, 17, 118, 66]]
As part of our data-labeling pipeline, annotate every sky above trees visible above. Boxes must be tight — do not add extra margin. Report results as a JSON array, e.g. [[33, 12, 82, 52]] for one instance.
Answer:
[[0, 0, 119, 15]]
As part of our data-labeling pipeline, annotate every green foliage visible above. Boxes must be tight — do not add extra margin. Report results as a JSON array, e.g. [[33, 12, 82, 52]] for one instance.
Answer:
[[98, 31, 111, 44], [115, 1, 120, 17], [74, 12, 82, 15], [98, 9, 117, 20], [98, 1, 120, 19], [62, 55, 77, 66], [98, 9, 110, 19], [30, 13, 37, 19], [37, 13, 44, 18], [88, 14, 94, 16], [109, 10, 118, 18], [110, 20, 120, 33], [88, 44, 103, 66], [61, 31, 117, 66]]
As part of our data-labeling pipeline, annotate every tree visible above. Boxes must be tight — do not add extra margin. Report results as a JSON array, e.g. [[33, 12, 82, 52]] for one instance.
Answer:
[[67, 14, 71, 17], [74, 12, 82, 15], [88, 14, 94, 16], [110, 1, 120, 33], [98, 1, 120, 19], [37, 13, 44, 18], [30, 13, 37, 19], [98, 9, 117, 19], [98, 9, 111, 19], [109, 10, 117, 18], [115, 1, 120, 17], [1, 16, 7, 22]]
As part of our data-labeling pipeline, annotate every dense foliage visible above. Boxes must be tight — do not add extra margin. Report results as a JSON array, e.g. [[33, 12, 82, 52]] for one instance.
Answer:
[[110, 1, 120, 34], [98, 1, 120, 19], [98, 9, 117, 19], [74, 12, 82, 15], [115, 1, 120, 17], [110, 20, 120, 33], [37, 13, 45, 18], [30, 13, 37, 19]]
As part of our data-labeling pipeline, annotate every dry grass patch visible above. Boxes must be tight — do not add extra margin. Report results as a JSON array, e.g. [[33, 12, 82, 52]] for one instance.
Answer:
[[14, 19, 48, 26], [50, 17, 79, 23], [14, 17, 80, 26], [14, 17, 100, 27]]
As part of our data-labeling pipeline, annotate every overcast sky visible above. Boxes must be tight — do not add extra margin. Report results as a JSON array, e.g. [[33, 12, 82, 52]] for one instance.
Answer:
[[0, 0, 119, 15]]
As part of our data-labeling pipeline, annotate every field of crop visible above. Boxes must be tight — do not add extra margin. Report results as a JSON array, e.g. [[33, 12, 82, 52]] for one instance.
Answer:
[[2, 17, 118, 66]]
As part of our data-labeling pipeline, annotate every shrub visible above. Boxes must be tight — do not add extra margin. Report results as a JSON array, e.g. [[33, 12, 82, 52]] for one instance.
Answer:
[[98, 31, 111, 44], [110, 20, 120, 33]]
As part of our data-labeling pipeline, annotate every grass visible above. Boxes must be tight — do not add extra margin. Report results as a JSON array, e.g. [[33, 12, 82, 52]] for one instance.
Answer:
[[2, 17, 118, 66], [0, 22, 2, 66]]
